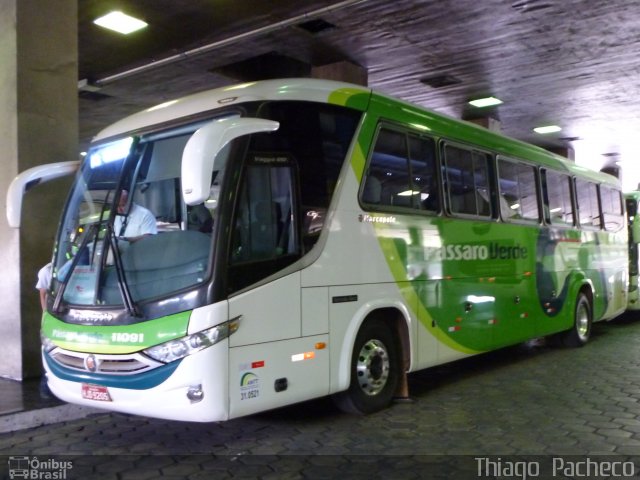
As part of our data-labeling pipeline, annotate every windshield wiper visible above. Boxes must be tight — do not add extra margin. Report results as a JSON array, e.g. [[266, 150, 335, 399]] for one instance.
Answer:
[[52, 223, 98, 314], [106, 223, 141, 317], [52, 220, 141, 318]]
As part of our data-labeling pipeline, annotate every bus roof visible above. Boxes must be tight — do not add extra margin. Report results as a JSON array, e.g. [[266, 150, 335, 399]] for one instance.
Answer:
[[93, 78, 371, 142], [367, 91, 620, 188], [93, 78, 619, 188]]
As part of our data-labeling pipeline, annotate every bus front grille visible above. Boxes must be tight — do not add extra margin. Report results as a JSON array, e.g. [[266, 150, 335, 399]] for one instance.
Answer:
[[49, 348, 163, 375]]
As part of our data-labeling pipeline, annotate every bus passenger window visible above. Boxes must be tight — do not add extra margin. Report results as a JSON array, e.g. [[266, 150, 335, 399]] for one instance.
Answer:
[[498, 159, 539, 222], [444, 145, 490, 217], [545, 170, 574, 226], [408, 135, 439, 211], [600, 185, 624, 231], [362, 126, 438, 212], [473, 153, 491, 216], [364, 128, 412, 208], [575, 179, 601, 229]]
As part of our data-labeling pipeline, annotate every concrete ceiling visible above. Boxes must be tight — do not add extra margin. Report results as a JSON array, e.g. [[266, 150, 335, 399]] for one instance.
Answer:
[[79, 0, 640, 190]]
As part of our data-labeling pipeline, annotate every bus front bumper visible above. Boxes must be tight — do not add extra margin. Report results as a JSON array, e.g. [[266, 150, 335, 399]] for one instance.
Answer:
[[43, 341, 230, 422]]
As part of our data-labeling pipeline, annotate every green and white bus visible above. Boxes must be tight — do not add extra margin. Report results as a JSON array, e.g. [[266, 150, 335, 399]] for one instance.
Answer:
[[625, 191, 640, 310], [7, 79, 628, 421]]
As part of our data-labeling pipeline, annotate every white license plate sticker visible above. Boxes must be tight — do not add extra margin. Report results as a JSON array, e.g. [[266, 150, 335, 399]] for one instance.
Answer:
[[81, 383, 112, 402]]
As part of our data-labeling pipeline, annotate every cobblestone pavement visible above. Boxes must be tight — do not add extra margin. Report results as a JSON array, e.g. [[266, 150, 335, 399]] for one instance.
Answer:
[[2, 314, 640, 479]]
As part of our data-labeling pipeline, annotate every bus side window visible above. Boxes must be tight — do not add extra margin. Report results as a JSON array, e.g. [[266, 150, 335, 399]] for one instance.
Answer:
[[408, 135, 439, 211], [575, 179, 601, 229], [600, 185, 624, 231], [497, 159, 539, 222], [228, 160, 300, 292], [361, 126, 438, 212], [233, 163, 297, 261], [365, 128, 412, 208], [253, 102, 360, 253], [544, 170, 574, 226], [444, 145, 490, 217]]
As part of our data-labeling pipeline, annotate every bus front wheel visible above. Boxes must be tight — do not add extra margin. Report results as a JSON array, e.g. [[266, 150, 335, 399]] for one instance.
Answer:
[[561, 292, 592, 347], [333, 319, 399, 415]]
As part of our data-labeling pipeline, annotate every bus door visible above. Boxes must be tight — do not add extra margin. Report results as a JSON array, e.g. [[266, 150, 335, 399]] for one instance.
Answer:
[[226, 154, 329, 418]]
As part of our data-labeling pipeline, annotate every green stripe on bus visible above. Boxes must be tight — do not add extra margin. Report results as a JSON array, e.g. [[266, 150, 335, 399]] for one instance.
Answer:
[[41, 310, 191, 354], [376, 229, 481, 354], [328, 88, 370, 111]]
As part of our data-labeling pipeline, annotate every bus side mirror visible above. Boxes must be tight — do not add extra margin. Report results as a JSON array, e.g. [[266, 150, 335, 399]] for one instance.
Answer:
[[6, 160, 80, 228], [181, 117, 279, 206]]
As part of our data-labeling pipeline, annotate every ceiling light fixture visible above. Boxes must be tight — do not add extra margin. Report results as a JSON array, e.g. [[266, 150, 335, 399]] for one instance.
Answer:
[[468, 96, 503, 108], [533, 125, 562, 134], [93, 11, 148, 35]]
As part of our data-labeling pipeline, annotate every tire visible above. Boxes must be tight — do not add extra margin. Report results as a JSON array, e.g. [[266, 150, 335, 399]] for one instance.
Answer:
[[561, 292, 592, 347], [333, 319, 400, 414]]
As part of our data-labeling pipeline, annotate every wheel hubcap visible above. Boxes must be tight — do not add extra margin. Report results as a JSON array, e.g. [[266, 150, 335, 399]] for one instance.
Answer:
[[576, 302, 589, 338], [355, 339, 390, 396]]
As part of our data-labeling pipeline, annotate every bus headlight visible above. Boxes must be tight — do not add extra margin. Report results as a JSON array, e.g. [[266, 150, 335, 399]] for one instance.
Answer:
[[41, 332, 56, 353], [144, 317, 239, 363]]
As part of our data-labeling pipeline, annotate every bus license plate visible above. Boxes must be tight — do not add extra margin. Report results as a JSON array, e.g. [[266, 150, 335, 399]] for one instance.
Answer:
[[81, 384, 112, 402]]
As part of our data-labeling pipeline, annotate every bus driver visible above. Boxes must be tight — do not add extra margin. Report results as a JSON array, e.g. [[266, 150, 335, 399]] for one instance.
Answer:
[[114, 190, 157, 243]]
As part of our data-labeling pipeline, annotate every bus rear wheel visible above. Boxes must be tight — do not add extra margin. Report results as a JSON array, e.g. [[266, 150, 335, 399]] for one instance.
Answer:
[[561, 292, 592, 347], [333, 319, 399, 415]]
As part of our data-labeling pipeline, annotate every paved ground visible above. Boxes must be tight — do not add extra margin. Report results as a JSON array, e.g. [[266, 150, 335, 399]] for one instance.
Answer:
[[1, 314, 640, 479]]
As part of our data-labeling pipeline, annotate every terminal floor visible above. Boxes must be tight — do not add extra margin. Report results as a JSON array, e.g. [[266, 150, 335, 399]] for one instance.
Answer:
[[0, 377, 61, 417], [1, 313, 640, 478]]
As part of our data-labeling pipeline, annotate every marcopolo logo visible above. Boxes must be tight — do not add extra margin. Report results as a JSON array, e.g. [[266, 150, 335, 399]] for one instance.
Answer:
[[8, 456, 73, 479], [437, 242, 528, 261]]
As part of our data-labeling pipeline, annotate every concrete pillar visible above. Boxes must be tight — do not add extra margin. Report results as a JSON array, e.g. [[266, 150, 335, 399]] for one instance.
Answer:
[[311, 61, 368, 86], [0, 0, 77, 379]]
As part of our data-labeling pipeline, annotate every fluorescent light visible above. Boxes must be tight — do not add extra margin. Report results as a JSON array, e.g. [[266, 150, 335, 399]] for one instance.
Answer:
[[468, 97, 503, 108], [94, 11, 148, 34], [533, 125, 562, 134], [398, 190, 421, 196]]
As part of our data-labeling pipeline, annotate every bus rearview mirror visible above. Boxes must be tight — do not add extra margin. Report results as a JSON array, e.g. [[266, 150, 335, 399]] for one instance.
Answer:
[[6, 160, 80, 228], [181, 117, 279, 206]]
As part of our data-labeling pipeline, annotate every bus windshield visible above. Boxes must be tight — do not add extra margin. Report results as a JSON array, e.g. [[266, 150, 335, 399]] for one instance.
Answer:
[[51, 100, 363, 317], [52, 126, 227, 309]]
